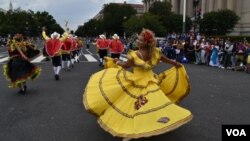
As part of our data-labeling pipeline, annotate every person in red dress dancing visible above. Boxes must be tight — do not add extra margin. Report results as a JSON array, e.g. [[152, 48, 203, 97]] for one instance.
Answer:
[[96, 34, 109, 66], [42, 27, 68, 80], [109, 33, 124, 59]]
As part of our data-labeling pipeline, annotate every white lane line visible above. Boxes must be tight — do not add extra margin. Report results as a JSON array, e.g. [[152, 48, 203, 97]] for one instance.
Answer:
[[85, 49, 93, 55], [84, 54, 97, 62], [31, 55, 46, 63], [0, 57, 9, 62]]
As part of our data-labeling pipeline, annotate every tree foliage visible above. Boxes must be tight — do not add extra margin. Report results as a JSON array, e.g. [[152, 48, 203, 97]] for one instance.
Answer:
[[200, 10, 240, 35], [148, 1, 192, 33], [75, 19, 103, 37], [34, 11, 64, 35], [165, 14, 192, 33], [148, 1, 172, 17], [76, 3, 137, 37], [102, 3, 137, 36], [123, 13, 166, 36], [78, 2, 189, 37], [0, 9, 63, 37]]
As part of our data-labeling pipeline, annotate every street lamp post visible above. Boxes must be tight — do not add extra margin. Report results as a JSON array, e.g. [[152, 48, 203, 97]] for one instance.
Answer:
[[182, 0, 186, 33], [123, 16, 127, 39], [25, 21, 29, 36]]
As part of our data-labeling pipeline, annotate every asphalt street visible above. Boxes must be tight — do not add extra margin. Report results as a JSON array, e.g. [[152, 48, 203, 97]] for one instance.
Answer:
[[0, 47, 250, 141]]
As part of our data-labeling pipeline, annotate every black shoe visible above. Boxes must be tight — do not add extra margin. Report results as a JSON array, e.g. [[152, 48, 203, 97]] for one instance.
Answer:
[[18, 89, 24, 94], [18, 89, 25, 94], [55, 74, 59, 80], [23, 85, 27, 93]]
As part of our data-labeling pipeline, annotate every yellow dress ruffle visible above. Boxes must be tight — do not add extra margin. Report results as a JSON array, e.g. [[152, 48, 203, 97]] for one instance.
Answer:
[[159, 66, 190, 103], [83, 48, 192, 139], [247, 54, 250, 64]]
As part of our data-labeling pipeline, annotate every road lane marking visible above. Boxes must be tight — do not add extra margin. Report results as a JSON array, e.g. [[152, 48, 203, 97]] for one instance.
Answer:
[[31, 55, 46, 63], [0, 57, 8, 63], [85, 49, 93, 55], [84, 54, 97, 62]]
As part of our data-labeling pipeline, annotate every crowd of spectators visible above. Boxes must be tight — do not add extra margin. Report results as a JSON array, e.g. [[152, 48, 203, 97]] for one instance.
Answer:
[[0, 36, 8, 47], [157, 32, 250, 73]]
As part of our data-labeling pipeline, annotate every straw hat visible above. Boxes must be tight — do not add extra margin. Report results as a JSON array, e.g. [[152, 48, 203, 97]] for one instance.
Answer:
[[99, 34, 106, 39], [50, 32, 60, 39], [112, 33, 119, 39]]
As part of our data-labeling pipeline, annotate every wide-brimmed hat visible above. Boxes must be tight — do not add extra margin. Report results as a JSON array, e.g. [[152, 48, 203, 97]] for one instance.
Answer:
[[50, 32, 60, 39], [99, 34, 106, 39], [72, 35, 78, 39], [112, 34, 119, 39]]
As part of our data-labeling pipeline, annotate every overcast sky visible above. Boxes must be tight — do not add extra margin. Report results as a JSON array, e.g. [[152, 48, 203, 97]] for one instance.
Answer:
[[0, 0, 143, 31]]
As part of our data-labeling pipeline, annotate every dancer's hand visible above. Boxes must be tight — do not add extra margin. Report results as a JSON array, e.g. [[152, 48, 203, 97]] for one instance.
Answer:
[[173, 61, 182, 68], [113, 58, 120, 65], [22, 55, 29, 61]]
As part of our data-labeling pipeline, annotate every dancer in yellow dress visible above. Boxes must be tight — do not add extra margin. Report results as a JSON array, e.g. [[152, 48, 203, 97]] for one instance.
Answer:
[[83, 29, 192, 140]]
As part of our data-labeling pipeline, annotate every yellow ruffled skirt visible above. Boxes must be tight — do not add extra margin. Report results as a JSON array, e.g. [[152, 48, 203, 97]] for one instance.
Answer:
[[159, 66, 190, 103], [247, 54, 250, 64], [83, 64, 192, 139]]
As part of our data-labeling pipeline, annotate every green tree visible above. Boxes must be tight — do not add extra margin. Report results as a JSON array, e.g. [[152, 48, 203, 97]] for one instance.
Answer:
[[75, 19, 103, 37], [124, 13, 166, 36], [0, 9, 63, 37], [200, 10, 240, 35], [102, 3, 137, 36], [0, 11, 6, 36], [148, 1, 172, 17], [148, 1, 191, 33], [166, 14, 192, 33], [34, 11, 64, 36], [148, 1, 172, 33]]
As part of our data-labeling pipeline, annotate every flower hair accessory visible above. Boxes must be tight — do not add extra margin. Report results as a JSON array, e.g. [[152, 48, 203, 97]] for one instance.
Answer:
[[142, 29, 154, 44]]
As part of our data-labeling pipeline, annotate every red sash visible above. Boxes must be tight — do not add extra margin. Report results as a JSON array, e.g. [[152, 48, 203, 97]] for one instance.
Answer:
[[46, 39, 62, 57], [62, 38, 74, 51]]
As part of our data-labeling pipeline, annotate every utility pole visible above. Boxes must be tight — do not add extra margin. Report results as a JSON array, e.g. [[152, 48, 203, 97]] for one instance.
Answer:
[[182, 0, 187, 33]]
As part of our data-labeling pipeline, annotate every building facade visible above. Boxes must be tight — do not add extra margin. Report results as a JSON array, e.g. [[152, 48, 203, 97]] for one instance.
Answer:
[[143, 0, 250, 35]]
